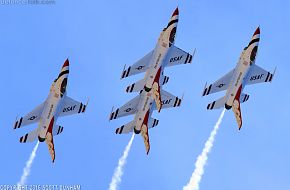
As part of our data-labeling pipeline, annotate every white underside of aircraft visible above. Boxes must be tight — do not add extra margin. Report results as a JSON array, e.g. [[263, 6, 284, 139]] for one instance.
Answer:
[[110, 7, 195, 154], [14, 59, 88, 162], [202, 27, 276, 130]]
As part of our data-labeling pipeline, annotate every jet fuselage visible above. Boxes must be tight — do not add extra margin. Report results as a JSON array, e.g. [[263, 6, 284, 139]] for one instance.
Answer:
[[38, 88, 65, 141], [224, 52, 251, 109], [143, 33, 173, 91], [133, 91, 154, 134], [143, 9, 178, 92], [225, 29, 260, 109], [133, 9, 179, 133], [38, 64, 69, 142]]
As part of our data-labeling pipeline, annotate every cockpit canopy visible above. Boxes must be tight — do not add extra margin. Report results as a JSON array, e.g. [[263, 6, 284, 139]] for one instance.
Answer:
[[60, 78, 67, 97], [250, 46, 258, 62], [169, 27, 176, 46]]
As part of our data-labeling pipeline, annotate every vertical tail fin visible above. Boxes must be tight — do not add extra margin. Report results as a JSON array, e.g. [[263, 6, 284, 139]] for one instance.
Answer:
[[232, 86, 243, 130], [152, 68, 162, 112], [45, 132, 56, 163]]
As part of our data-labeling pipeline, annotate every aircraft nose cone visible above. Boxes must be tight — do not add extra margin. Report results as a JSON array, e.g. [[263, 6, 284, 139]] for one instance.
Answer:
[[172, 7, 179, 17], [253, 26, 260, 36], [62, 58, 69, 68]]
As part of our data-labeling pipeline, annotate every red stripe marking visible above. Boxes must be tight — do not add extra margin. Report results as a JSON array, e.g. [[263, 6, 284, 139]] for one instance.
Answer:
[[235, 85, 243, 101], [143, 110, 150, 127], [47, 117, 55, 133]]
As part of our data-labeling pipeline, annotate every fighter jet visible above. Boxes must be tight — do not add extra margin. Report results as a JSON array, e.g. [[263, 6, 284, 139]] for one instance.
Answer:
[[14, 59, 88, 162], [109, 8, 194, 154], [202, 27, 275, 130]]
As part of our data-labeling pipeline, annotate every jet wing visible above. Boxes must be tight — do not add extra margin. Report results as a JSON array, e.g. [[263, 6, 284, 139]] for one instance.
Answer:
[[245, 65, 275, 85], [202, 69, 234, 96], [165, 46, 194, 67], [154, 90, 182, 110], [58, 96, 87, 117], [121, 50, 154, 79], [14, 102, 46, 129], [109, 95, 140, 120]]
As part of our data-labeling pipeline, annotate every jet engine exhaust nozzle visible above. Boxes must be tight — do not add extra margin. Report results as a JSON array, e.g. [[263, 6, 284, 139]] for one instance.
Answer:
[[38, 136, 45, 142], [225, 104, 232, 110], [134, 128, 141, 134]]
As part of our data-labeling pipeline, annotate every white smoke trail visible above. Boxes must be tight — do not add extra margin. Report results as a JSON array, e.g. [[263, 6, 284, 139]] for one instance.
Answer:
[[183, 109, 226, 190], [109, 134, 135, 190], [17, 141, 40, 188]]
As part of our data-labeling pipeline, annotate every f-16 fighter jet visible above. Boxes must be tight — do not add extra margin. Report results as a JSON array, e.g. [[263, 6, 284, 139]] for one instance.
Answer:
[[109, 8, 194, 154], [202, 27, 275, 130], [14, 59, 88, 162]]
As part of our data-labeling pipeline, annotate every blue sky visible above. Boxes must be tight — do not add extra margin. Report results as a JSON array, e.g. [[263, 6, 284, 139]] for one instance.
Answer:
[[0, 0, 290, 189]]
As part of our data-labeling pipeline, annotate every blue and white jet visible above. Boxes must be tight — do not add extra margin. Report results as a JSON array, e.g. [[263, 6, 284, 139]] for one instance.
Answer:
[[110, 8, 195, 154], [202, 27, 275, 130]]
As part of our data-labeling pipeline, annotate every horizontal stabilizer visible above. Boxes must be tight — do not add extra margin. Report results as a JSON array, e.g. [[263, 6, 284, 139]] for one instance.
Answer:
[[207, 96, 226, 110], [160, 75, 169, 85], [19, 128, 39, 143], [115, 118, 159, 135], [148, 118, 159, 128], [207, 93, 249, 110], [52, 125, 64, 136], [126, 79, 145, 93], [115, 121, 134, 134], [125, 75, 169, 94], [240, 93, 250, 103]]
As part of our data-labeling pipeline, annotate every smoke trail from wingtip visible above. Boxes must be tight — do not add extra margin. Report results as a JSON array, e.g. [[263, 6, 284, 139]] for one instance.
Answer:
[[17, 141, 39, 188], [109, 134, 135, 190], [183, 109, 226, 190]]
